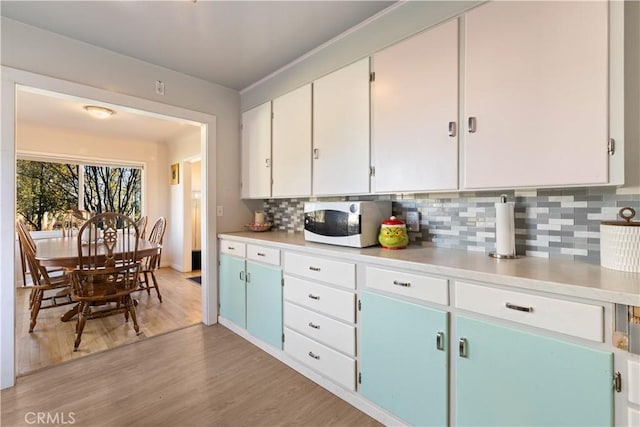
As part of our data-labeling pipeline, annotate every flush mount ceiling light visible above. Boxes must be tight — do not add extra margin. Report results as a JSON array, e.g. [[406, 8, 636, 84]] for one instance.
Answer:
[[83, 105, 115, 119]]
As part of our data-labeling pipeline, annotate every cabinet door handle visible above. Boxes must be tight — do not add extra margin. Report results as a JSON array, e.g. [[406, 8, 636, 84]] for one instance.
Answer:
[[436, 332, 445, 351], [239, 271, 244, 281], [308, 294, 320, 300], [265, 158, 271, 168], [308, 322, 320, 330], [309, 266, 321, 272], [505, 302, 533, 313], [459, 338, 468, 358], [448, 121, 457, 137], [246, 272, 251, 283], [308, 351, 320, 360], [468, 117, 477, 133], [313, 148, 319, 159], [393, 280, 411, 288]]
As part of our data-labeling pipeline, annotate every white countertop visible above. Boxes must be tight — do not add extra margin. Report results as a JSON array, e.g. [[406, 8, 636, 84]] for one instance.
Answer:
[[219, 231, 640, 306]]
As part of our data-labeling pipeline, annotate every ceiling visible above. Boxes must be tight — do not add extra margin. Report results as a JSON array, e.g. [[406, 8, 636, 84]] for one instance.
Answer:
[[1, 0, 395, 91], [4, 1, 395, 143]]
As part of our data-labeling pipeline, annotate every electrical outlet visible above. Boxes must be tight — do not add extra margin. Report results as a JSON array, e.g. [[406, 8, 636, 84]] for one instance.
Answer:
[[216, 206, 223, 217], [155, 80, 165, 95], [406, 211, 420, 232]]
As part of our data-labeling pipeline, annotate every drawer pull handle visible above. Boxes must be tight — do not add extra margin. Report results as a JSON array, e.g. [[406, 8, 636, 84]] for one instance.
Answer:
[[309, 266, 321, 272], [308, 322, 320, 330], [505, 302, 533, 313], [459, 338, 468, 358], [257, 252, 266, 257], [308, 294, 320, 301], [436, 332, 445, 351], [308, 351, 320, 360], [228, 246, 235, 250], [393, 280, 411, 287]]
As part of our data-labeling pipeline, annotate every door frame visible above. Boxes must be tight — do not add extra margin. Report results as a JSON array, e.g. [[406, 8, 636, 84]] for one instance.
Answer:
[[1, 66, 218, 389]]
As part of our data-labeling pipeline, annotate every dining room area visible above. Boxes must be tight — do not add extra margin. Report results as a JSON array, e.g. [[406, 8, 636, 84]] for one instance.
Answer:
[[12, 86, 205, 377]]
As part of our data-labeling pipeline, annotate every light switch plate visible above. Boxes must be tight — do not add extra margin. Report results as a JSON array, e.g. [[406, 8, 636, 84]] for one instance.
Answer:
[[406, 211, 420, 232]]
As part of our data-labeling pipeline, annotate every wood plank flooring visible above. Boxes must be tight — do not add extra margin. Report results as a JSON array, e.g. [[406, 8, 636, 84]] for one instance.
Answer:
[[1, 323, 382, 427], [15, 268, 202, 376]]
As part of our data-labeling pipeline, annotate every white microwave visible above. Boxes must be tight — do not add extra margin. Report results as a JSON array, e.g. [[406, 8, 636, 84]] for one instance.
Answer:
[[303, 201, 391, 248]]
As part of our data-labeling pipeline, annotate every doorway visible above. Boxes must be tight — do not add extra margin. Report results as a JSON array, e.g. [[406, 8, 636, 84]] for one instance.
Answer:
[[1, 69, 218, 388]]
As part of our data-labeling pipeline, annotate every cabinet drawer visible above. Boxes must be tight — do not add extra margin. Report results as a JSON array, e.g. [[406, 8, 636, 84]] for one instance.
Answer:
[[247, 244, 280, 266], [366, 266, 449, 306], [455, 282, 604, 342], [284, 302, 355, 356], [284, 327, 356, 391], [220, 240, 246, 257], [283, 275, 355, 323], [284, 252, 355, 290]]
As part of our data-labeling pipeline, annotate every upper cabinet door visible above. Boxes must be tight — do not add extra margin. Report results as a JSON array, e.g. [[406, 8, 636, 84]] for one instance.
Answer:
[[272, 85, 312, 198], [464, 1, 609, 189], [313, 58, 371, 196], [372, 19, 459, 193], [241, 101, 272, 199]]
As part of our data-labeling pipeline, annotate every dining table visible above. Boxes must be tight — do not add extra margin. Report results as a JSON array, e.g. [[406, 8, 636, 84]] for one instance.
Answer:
[[35, 236, 161, 321]]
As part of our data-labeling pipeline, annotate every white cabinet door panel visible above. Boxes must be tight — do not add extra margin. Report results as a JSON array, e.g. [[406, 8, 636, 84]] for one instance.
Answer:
[[241, 101, 272, 198], [373, 19, 459, 193], [464, 1, 608, 189], [272, 85, 312, 197], [313, 58, 370, 196]]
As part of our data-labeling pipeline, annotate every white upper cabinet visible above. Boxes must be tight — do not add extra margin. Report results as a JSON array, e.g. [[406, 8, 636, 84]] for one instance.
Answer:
[[241, 101, 272, 198], [463, 1, 609, 189], [272, 84, 312, 198], [313, 58, 371, 196], [372, 19, 459, 193]]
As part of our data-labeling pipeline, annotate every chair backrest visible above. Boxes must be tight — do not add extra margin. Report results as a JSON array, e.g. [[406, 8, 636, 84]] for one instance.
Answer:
[[135, 215, 148, 239], [16, 222, 50, 288], [60, 209, 92, 238], [77, 212, 139, 270], [145, 217, 167, 270]]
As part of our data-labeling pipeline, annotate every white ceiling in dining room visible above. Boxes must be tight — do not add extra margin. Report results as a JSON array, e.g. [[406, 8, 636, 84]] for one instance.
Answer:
[[1, 0, 396, 91]]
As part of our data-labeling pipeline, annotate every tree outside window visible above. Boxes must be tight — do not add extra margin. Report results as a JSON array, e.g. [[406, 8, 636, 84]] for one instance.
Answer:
[[16, 159, 142, 231]]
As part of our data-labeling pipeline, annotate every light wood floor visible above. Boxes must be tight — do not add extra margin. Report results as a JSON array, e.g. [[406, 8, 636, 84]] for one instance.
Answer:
[[2, 323, 381, 427], [15, 268, 202, 376]]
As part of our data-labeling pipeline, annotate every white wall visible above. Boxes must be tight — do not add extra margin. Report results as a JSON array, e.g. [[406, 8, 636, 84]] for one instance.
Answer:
[[166, 127, 200, 271], [2, 16, 252, 233]]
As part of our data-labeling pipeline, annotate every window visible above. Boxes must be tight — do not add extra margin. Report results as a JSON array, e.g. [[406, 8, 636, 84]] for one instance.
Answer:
[[16, 158, 142, 231]]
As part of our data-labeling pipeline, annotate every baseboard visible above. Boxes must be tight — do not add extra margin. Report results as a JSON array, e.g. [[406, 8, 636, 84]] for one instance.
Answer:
[[217, 317, 407, 427]]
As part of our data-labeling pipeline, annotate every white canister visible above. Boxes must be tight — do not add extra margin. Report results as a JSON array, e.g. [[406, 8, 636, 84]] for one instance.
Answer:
[[600, 207, 640, 272]]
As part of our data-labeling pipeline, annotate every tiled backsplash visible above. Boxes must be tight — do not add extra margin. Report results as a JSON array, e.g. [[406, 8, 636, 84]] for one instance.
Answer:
[[263, 188, 640, 263]]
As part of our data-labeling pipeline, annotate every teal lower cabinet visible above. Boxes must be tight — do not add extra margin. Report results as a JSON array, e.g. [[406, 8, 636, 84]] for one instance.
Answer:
[[246, 261, 283, 349], [455, 316, 613, 427], [359, 291, 449, 426], [219, 253, 247, 328]]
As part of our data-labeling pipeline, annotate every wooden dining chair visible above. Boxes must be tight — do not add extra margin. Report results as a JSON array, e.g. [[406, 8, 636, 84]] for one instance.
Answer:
[[70, 212, 141, 351], [138, 216, 166, 302], [135, 215, 148, 239], [60, 209, 92, 237], [16, 221, 72, 333]]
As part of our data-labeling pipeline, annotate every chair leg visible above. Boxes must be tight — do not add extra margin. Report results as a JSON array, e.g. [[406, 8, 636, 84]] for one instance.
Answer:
[[29, 289, 43, 333], [125, 295, 140, 335], [143, 271, 151, 296], [74, 303, 90, 351], [150, 270, 162, 303]]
